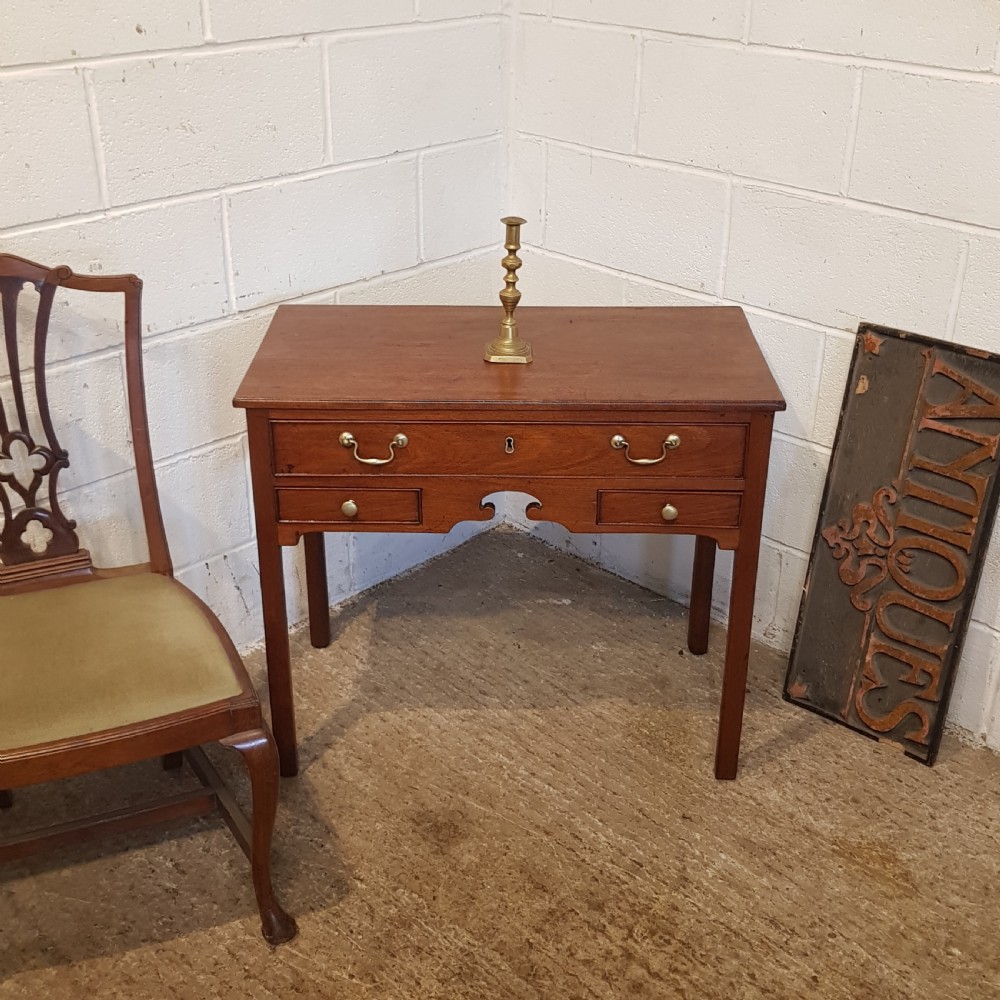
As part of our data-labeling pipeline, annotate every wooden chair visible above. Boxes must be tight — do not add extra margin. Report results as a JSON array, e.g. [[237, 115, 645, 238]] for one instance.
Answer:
[[0, 253, 297, 945]]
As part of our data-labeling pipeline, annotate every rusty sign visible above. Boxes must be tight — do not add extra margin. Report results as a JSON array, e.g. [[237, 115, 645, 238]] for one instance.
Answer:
[[785, 324, 1000, 763]]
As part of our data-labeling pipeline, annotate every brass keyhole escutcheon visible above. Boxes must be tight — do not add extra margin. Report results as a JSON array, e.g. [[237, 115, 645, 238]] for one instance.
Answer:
[[341, 499, 359, 518], [505, 436, 515, 454], [661, 503, 679, 522]]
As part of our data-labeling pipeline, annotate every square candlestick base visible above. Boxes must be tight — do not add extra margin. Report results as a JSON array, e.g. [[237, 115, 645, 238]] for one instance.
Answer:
[[484, 343, 532, 363]]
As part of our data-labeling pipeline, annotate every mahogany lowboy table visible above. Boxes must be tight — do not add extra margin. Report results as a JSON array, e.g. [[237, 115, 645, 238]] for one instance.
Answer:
[[235, 305, 785, 780]]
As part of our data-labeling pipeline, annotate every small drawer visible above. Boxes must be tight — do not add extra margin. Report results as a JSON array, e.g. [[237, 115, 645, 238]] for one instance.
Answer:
[[597, 490, 741, 528], [276, 487, 421, 525]]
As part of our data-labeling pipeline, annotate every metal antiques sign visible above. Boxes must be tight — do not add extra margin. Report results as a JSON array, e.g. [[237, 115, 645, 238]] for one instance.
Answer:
[[785, 324, 1000, 763]]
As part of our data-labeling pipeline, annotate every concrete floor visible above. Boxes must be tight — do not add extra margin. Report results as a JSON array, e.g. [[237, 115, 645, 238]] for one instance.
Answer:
[[2, 530, 999, 998]]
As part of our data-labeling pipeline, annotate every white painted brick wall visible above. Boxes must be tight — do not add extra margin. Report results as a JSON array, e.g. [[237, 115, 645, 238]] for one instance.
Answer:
[[956, 238, 1000, 353], [420, 138, 505, 259], [12, 201, 231, 336], [6, 0, 1000, 756], [143, 314, 271, 460], [639, 41, 857, 193], [726, 187, 963, 333], [1, 1, 204, 66], [208, 0, 414, 42], [515, 20, 637, 152], [94, 48, 327, 203], [748, 0, 1000, 70], [545, 146, 728, 293], [44, 354, 133, 490], [420, 0, 504, 19], [0, 73, 102, 228], [227, 159, 420, 309], [552, 0, 746, 41], [850, 71, 1000, 227], [513, 1, 1000, 750], [327, 23, 502, 163], [2, 0, 505, 655]]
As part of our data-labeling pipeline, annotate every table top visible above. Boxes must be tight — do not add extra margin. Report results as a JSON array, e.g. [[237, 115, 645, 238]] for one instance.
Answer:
[[234, 305, 785, 412]]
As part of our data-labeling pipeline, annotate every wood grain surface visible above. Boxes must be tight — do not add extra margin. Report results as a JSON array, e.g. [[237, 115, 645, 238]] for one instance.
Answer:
[[234, 306, 785, 411]]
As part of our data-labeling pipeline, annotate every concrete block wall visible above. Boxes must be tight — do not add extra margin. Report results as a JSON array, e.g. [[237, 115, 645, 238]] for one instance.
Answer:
[[508, 1, 1000, 747], [1, 1, 505, 649], [6, 0, 1000, 751]]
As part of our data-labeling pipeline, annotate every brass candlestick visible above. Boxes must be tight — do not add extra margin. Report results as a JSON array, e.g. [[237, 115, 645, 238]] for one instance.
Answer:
[[485, 216, 532, 364]]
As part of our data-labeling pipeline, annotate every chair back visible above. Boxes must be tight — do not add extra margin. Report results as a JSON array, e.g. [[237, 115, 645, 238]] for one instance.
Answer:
[[0, 253, 171, 588]]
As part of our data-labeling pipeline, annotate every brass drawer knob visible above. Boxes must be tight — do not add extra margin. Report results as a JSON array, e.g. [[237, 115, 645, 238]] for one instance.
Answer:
[[661, 503, 679, 522], [341, 499, 359, 518], [610, 433, 681, 465]]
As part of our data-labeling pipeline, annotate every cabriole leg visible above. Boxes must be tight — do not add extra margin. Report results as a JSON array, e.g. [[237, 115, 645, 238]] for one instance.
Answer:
[[222, 729, 298, 945]]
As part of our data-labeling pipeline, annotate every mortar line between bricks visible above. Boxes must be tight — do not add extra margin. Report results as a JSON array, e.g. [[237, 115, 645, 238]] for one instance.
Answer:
[[321, 41, 334, 164], [771, 428, 831, 458], [518, 245, 913, 342], [540, 139, 550, 244], [81, 69, 110, 209], [176, 536, 260, 575], [976, 619, 1000, 639], [541, 19, 1000, 81], [0, 36, 303, 76], [945, 240, 971, 341], [49, 427, 250, 513], [219, 195, 238, 313], [199, 0, 214, 42], [630, 35, 644, 154], [502, 0, 519, 210], [759, 535, 809, 560], [741, 304, 848, 337], [526, 246, 718, 303], [741, 0, 753, 44], [839, 68, 864, 196], [810, 337, 829, 444], [416, 154, 426, 261], [0, 17, 502, 77], [34, 242, 846, 383], [152, 429, 250, 472], [528, 134, 1000, 240], [234, 435, 257, 596], [169, 534, 258, 580], [0, 247, 501, 380], [716, 176, 734, 300], [0, 134, 503, 238]]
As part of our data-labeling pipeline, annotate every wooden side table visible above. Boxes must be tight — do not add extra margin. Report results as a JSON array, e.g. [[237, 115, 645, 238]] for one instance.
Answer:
[[235, 306, 785, 779]]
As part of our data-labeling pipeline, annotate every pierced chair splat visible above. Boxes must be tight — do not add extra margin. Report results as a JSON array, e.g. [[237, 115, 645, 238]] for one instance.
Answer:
[[0, 253, 296, 946]]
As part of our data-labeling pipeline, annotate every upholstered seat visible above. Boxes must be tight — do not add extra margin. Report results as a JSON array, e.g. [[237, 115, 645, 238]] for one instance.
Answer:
[[1, 574, 243, 752], [0, 253, 295, 945]]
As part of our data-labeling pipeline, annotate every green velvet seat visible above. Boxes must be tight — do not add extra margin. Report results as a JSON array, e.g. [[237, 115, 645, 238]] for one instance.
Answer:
[[1, 574, 242, 753], [0, 252, 295, 945]]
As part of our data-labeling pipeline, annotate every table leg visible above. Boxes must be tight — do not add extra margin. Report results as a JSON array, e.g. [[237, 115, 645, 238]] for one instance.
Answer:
[[714, 541, 761, 779], [304, 533, 331, 649], [713, 412, 773, 780], [257, 533, 298, 777], [247, 410, 299, 777], [688, 535, 716, 655]]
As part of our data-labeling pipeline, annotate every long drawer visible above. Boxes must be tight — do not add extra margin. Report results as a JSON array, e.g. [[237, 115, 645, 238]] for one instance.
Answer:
[[271, 420, 747, 479]]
